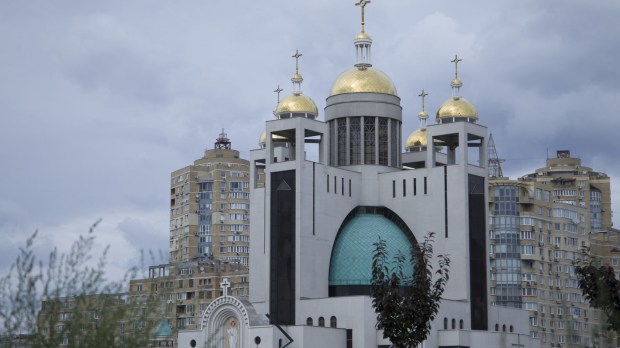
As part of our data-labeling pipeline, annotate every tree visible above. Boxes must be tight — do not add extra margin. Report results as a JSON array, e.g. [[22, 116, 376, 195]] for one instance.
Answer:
[[0, 222, 160, 348], [576, 255, 620, 332], [371, 232, 450, 348]]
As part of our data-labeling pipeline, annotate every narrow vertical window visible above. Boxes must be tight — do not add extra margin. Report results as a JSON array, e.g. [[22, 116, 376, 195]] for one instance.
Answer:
[[364, 117, 375, 164], [413, 178, 417, 196], [402, 179, 406, 197], [392, 180, 396, 198], [349, 179, 351, 197], [378, 118, 388, 165], [349, 117, 361, 165], [424, 177, 428, 194], [341, 178, 344, 196], [327, 175, 329, 192], [337, 119, 347, 166], [334, 176, 337, 194]]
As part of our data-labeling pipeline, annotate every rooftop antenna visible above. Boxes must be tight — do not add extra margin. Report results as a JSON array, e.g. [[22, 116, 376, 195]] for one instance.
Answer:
[[488, 133, 505, 178], [214, 128, 231, 149]]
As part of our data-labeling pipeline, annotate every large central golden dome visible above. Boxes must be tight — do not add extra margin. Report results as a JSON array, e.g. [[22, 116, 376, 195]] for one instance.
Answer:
[[330, 67, 397, 97]]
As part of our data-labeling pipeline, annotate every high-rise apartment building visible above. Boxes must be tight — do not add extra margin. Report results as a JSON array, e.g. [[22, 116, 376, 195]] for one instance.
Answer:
[[169, 130, 251, 265], [489, 150, 614, 347], [129, 131, 252, 331]]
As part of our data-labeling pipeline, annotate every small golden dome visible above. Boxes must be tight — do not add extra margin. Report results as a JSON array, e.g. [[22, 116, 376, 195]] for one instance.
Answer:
[[275, 93, 318, 115], [292, 73, 303, 81], [259, 130, 288, 147], [259, 130, 267, 147], [436, 97, 478, 120], [451, 78, 462, 87], [405, 128, 427, 149], [330, 67, 397, 96], [355, 31, 371, 40], [418, 110, 429, 119]]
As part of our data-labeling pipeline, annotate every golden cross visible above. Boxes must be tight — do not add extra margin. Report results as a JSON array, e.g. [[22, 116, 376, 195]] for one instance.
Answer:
[[451, 54, 462, 78], [292, 50, 302, 75], [418, 89, 428, 111], [274, 85, 283, 104], [355, 0, 371, 32]]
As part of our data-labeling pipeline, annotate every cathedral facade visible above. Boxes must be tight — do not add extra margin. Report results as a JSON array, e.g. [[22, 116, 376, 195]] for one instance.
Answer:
[[179, 3, 539, 348]]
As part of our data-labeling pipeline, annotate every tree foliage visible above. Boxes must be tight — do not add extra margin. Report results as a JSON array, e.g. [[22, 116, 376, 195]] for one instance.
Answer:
[[576, 255, 620, 332], [0, 222, 159, 348], [371, 232, 450, 348]]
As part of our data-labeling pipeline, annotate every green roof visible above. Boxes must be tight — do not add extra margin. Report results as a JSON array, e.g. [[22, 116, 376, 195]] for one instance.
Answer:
[[329, 213, 414, 286]]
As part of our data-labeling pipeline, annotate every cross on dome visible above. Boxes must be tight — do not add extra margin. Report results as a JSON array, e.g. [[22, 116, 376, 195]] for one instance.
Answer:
[[274, 85, 283, 104], [292, 50, 302, 75], [451, 54, 462, 79], [418, 89, 429, 112], [355, 0, 371, 33], [220, 278, 231, 297]]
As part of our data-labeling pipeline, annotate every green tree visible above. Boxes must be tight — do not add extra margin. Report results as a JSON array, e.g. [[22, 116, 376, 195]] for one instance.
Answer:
[[0, 222, 160, 348], [371, 232, 450, 348], [576, 255, 620, 332]]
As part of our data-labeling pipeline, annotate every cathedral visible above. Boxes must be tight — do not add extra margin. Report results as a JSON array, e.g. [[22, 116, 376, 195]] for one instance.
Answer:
[[178, 3, 539, 348]]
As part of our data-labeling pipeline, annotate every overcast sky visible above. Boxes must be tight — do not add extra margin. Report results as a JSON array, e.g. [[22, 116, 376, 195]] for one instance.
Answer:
[[1, 0, 619, 282]]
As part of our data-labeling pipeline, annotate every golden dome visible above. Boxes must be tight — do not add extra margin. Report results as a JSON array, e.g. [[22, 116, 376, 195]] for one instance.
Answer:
[[418, 110, 429, 119], [259, 130, 287, 147], [330, 67, 397, 97], [355, 31, 371, 40], [405, 128, 427, 149], [436, 97, 478, 120], [292, 73, 303, 81], [275, 93, 318, 115]]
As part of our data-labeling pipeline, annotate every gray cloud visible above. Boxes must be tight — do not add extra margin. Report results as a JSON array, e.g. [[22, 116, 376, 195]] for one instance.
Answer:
[[1, 0, 619, 281]]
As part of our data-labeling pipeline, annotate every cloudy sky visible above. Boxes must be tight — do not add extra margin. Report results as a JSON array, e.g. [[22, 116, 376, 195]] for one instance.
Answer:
[[1, 0, 619, 282]]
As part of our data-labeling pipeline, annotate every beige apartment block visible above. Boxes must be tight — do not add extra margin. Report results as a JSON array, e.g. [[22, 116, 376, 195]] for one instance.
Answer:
[[129, 131, 256, 332], [489, 150, 615, 348]]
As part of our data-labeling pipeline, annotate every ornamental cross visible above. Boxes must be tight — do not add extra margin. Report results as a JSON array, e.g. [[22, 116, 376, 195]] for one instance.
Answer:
[[451, 54, 462, 78], [274, 85, 283, 103], [220, 278, 231, 297], [418, 89, 428, 111], [292, 50, 302, 74], [355, 0, 371, 32]]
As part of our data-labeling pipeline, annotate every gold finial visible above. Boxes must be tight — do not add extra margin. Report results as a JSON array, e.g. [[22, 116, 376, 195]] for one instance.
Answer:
[[355, 0, 371, 33], [292, 50, 302, 75], [451, 54, 462, 79], [274, 85, 283, 104], [418, 89, 428, 112]]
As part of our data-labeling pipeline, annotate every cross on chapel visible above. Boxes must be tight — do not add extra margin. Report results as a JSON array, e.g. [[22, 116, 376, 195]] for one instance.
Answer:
[[220, 278, 231, 297]]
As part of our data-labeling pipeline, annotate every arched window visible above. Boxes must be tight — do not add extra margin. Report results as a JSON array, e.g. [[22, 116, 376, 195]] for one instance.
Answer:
[[443, 318, 448, 330], [502, 324, 506, 332], [459, 319, 464, 330], [306, 317, 313, 326], [330, 316, 337, 328], [510, 325, 514, 333], [451, 319, 456, 330], [495, 323, 499, 331], [318, 317, 325, 327]]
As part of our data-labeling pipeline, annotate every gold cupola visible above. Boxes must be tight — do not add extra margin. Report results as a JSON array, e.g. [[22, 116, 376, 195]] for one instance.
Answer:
[[329, 1, 397, 97], [406, 90, 430, 152], [258, 130, 287, 148], [436, 54, 478, 123], [274, 50, 318, 119]]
